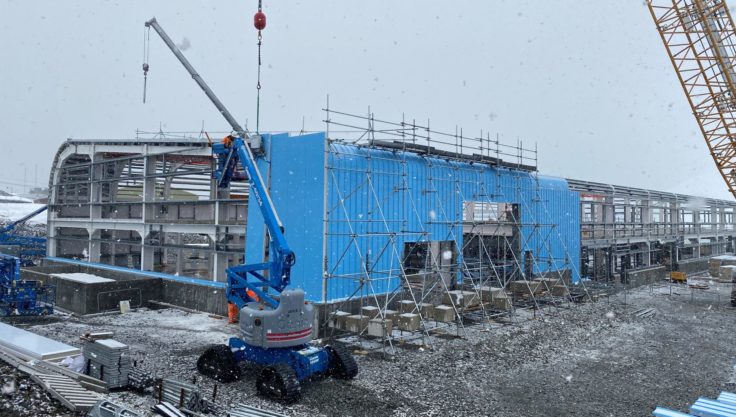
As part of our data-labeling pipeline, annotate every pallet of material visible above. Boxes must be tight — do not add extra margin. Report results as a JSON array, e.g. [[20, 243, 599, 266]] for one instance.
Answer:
[[709, 255, 736, 277], [719, 265, 736, 282], [83, 339, 131, 388]]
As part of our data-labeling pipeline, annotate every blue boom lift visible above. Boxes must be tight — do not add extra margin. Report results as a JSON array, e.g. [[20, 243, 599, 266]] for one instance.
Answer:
[[0, 205, 47, 266], [144, 17, 357, 402]]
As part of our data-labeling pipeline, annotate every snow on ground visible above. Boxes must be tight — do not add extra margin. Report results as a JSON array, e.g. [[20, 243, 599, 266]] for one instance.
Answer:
[[0, 195, 33, 203], [3, 284, 733, 417], [0, 202, 46, 224]]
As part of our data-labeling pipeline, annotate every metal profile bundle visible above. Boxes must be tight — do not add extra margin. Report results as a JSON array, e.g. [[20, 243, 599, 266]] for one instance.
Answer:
[[83, 339, 131, 388], [160, 378, 196, 405], [228, 403, 290, 417], [652, 390, 736, 416], [31, 357, 108, 393], [30, 373, 101, 412], [128, 368, 154, 392], [153, 401, 187, 417], [87, 400, 143, 417], [690, 397, 736, 417]]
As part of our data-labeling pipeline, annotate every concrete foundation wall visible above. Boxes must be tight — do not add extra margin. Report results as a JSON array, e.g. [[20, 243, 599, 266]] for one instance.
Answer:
[[23, 266, 161, 315], [624, 266, 666, 287], [160, 280, 228, 316], [677, 258, 709, 275], [22, 262, 226, 316]]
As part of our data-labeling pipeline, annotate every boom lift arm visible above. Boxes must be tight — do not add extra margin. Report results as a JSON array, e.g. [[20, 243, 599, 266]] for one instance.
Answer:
[[145, 17, 295, 308], [144, 16, 357, 402], [0, 205, 47, 234], [0, 205, 47, 266]]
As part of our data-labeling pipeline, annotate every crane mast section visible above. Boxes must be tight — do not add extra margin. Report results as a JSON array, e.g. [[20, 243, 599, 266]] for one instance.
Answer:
[[648, 0, 736, 199]]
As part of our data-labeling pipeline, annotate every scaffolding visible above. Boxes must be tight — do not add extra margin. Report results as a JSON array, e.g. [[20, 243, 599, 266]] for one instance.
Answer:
[[320, 106, 589, 353]]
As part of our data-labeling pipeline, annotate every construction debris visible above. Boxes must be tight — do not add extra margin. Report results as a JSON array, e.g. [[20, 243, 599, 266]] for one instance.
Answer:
[[0, 362, 70, 417]]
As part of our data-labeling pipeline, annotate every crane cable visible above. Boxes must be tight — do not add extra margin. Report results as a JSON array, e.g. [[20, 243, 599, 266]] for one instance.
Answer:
[[254, 0, 266, 134], [142, 25, 151, 103]]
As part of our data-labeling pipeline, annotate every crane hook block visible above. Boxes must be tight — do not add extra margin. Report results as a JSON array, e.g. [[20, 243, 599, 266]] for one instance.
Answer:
[[254, 11, 266, 30]]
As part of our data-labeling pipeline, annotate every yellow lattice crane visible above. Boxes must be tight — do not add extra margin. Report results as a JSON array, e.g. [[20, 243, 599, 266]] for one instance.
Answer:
[[648, 0, 736, 199]]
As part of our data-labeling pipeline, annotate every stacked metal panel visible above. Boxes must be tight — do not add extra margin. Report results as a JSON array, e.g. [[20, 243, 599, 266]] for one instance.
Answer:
[[83, 339, 131, 389], [0, 322, 79, 360], [652, 390, 736, 416]]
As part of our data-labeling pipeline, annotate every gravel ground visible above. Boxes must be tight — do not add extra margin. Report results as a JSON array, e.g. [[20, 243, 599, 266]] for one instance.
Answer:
[[0, 363, 71, 417], [2, 282, 735, 417]]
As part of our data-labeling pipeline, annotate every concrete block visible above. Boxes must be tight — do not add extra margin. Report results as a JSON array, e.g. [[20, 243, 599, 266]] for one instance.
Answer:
[[419, 303, 434, 319], [509, 280, 542, 295], [461, 290, 480, 307], [476, 286, 504, 302], [434, 305, 455, 322], [329, 311, 351, 329], [720, 265, 736, 282], [345, 315, 369, 333], [492, 293, 512, 310], [361, 305, 380, 319], [442, 290, 463, 307], [443, 290, 480, 307], [551, 285, 570, 297], [383, 309, 398, 323], [398, 300, 416, 313], [533, 277, 561, 290], [397, 313, 421, 331], [710, 255, 736, 277], [367, 318, 393, 338]]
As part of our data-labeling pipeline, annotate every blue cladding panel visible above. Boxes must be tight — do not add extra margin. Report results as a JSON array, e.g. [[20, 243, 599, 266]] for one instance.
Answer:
[[250, 134, 580, 303], [246, 133, 325, 302], [324, 142, 581, 302]]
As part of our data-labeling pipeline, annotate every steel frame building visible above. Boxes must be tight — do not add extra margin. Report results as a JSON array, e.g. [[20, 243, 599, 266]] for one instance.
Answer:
[[47, 138, 248, 282], [569, 179, 736, 281], [46, 122, 736, 305]]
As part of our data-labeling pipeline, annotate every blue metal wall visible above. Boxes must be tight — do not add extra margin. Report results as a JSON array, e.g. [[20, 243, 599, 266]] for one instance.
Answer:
[[247, 133, 580, 303], [245, 133, 326, 302]]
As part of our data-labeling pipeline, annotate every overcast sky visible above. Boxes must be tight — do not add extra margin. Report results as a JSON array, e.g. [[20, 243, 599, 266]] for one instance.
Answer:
[[0, 0, 732, 200]]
